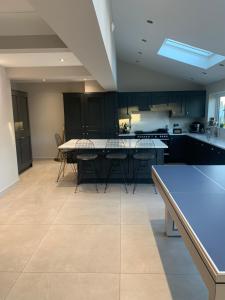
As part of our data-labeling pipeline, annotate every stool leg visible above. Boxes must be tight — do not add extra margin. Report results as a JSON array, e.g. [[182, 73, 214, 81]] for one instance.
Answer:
[[75, 160, 81, 193], [56, 157, 65, 182], [133, 160, 141, 194], [104, 161, 113, 193], [120, 160, 128, 194], [93, 160, 99, 193]]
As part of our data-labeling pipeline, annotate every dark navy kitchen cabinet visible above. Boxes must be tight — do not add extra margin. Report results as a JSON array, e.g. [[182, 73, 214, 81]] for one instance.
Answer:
[[169, 135, 186, 163], [64, 92, 118, 140], [12, 90, 32, 174], [63, 93, 83, 140], [185, 91, 206, 118], [104, 92, 118, 138]]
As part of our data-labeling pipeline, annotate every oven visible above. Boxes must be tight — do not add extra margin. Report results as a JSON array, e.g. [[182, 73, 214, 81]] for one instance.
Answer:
[[135, 131, 170, 161]]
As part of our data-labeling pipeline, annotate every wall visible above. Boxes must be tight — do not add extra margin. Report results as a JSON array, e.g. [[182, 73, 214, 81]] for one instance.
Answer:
[[130, 111, 196, 134], [85, 80, 104, 92], [13, 82, 84, 159], [117, 60, 204, 92], [206, 78, 225, 138], [92, 0, 117, 83], [0, 67, 18, 194]]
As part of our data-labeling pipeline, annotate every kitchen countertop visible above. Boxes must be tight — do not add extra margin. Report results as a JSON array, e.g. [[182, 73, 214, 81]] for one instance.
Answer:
[[59, 139, 168, 150], [186, 133, 225, 150]]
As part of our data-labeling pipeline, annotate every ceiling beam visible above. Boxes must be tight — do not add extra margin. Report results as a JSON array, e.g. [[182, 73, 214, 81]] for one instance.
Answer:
[[28, 0, 117, 90], [0, 35, 66, 49]]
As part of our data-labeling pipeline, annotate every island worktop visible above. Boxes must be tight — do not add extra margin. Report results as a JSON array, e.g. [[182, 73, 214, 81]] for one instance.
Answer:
[[59, 138, 168, 150], [59, 139, 167, 184]]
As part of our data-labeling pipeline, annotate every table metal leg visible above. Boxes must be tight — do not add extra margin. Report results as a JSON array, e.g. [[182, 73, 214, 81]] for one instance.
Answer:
[[209, 284, 225, 300], [165, 209, 180, 237]]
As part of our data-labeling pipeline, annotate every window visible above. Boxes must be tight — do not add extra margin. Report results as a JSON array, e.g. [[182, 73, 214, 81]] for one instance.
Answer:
[[158, 38, 225, 69], [219, 96, 225, 127]]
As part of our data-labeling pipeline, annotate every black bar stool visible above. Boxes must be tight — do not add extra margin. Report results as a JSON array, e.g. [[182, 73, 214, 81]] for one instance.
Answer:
[[55, 133, 76, 182], [75, 139, 99, 193], [104, 139, 128, 193], [132, 139, 157, 194]]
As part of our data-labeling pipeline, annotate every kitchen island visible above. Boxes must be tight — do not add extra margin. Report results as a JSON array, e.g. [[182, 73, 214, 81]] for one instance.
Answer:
[[59, 139, 167, 183]]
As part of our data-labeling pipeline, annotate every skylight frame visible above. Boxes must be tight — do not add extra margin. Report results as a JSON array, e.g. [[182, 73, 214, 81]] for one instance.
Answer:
[[158, 38, 225, 69]]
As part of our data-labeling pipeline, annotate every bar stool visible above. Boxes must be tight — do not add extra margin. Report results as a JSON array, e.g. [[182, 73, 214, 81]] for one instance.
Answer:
[[104, 139, 128, 193], [55, 133, 76, 182], [132, 139, 157, 194], [75, 139, 99, 193]]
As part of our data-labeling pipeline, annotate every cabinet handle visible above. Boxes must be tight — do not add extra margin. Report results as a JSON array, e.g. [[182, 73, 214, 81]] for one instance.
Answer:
[[211, 148, 214, 151]]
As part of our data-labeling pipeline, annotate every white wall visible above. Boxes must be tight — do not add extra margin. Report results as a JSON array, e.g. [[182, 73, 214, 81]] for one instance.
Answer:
[[130, 111, 196, 133], [0, 67, 18, 193], [92, 0, 117, 83], [13, 82, 84, 159], [118, 60, 204, 92]]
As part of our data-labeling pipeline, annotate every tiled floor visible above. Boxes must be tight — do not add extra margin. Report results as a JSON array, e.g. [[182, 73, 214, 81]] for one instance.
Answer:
[[0, 160, 208, 299]]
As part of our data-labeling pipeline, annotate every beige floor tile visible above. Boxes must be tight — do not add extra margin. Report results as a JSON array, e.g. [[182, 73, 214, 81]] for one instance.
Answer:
[[0, 225, 49, 272], [121, 195, 164, 224], [25, 225, 120, 273], [121, 225, 164, 274], [0, 199, 65, 225], [7, 273, 119, 300], [120, 274, 172, 300], [54, 199, 120, 224], [166, 274, 208, 300], [0, 272, 20, 300], [150, 219, 198, 275]]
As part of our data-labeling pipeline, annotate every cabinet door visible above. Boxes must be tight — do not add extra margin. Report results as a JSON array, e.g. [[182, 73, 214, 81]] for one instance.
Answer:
[[104, 92, 118, 138], [151, 92, 170, 105], [169, 135, 186, 163], [63, 93, 83, 140], [84, 93, 104, 139], [185, 91, 206, 118], [17, 92, 30, 137], [20, 136, 32, 172]]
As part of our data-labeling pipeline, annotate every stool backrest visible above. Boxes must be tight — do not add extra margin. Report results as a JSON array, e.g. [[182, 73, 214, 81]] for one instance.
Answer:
[[105, 139, 126, 149], [55, 133, 63, 147], [135, 139, 155, 149], [75, 139, 95, 149]]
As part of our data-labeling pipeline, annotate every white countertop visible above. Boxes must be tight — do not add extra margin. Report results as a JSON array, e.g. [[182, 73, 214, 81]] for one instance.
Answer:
[[59, 139, 168, 150], [186, 133, 225, 150]]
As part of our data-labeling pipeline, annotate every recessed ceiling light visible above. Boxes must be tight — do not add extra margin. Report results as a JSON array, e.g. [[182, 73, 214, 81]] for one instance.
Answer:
[[42, 78, 46, 82], [219, 63, 225, 67], [147, 19, 154, 24], [141, 39, 147, 43], [60, 58, 64, 62], [138, 51, 143, 55]]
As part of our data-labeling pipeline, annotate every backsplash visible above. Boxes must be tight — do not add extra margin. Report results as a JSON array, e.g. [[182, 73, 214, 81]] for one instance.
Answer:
[[130, 111, 198, 133]]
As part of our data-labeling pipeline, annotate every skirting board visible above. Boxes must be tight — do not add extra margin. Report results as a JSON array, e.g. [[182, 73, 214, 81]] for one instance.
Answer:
[[0, 178, 19, 198]]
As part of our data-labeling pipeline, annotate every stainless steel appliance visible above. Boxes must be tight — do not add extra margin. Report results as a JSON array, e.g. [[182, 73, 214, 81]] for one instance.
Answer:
[[190, 121, 204, 133], [135, 129, 170, 160]]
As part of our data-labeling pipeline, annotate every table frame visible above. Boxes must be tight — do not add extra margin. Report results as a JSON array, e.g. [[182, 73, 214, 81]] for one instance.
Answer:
[[152, 167, 225, 300]]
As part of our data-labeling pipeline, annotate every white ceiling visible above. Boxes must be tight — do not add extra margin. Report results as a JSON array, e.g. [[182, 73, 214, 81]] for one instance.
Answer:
[[0, 0, 34, 12], [111, 0, 225, 85], [0, 52, 82, 67]]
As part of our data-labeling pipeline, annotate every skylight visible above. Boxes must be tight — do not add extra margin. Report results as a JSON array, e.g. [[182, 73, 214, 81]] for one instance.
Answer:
[[158, 38, 225, 69]]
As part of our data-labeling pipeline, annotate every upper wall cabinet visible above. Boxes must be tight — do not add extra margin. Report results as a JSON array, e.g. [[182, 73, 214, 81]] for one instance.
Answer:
[[118, 90, 206, 119], [185, 91, 206, 118]]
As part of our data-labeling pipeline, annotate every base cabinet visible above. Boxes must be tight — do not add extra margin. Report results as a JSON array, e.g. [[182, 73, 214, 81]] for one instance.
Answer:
[[168, 135, 225, 165]]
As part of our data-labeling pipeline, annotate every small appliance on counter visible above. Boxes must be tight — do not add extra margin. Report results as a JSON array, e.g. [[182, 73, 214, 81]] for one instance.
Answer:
[[172, 123, 182, 134], [173, 128, 182, 134], [189, 121, 205, 133]]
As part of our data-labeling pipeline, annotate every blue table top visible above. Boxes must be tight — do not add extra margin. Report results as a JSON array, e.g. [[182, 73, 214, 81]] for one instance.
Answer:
[[153, 165, 225, 273]]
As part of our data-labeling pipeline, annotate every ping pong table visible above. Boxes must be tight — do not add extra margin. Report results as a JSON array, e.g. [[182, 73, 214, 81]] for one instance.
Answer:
[[152, 165, 225, 300]]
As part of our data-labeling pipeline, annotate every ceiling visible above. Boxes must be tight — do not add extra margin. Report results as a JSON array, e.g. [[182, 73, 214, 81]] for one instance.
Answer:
[[0, 52, 82, 67], [111, 0, 225, 85]]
